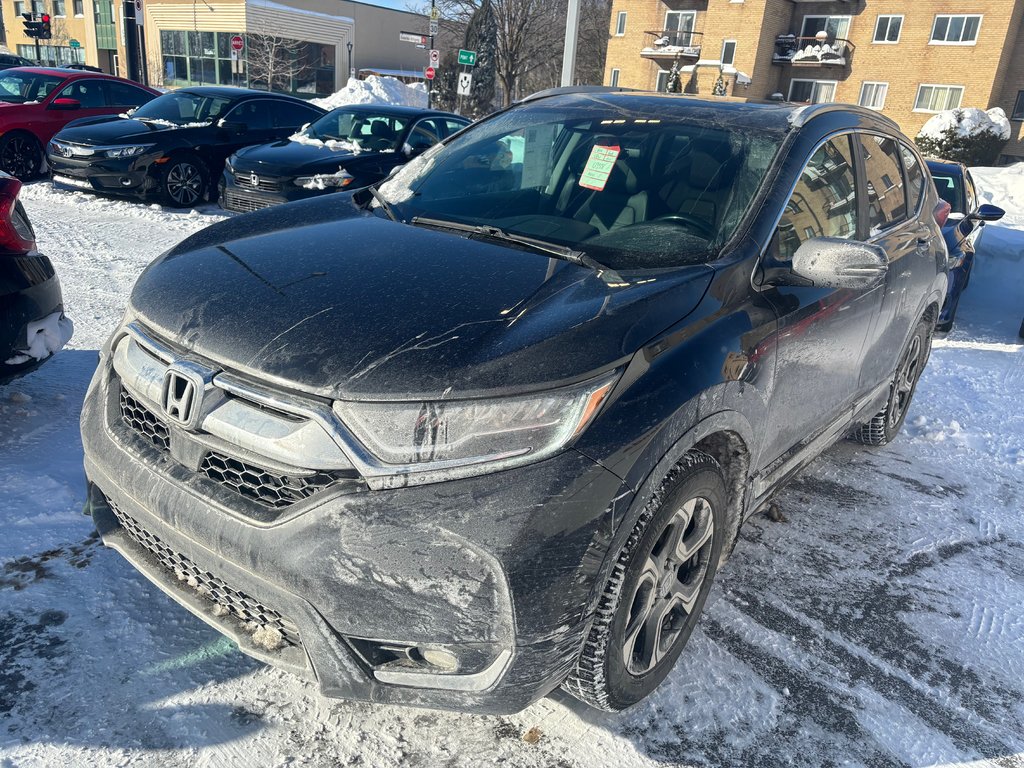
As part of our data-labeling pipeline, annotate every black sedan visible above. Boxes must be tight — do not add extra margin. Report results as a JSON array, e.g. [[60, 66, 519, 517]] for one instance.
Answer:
[[0, 172, 73, 383], [0, 54, 33, 71], [221, 104, 469, 212], [46, 87, 326, 207]]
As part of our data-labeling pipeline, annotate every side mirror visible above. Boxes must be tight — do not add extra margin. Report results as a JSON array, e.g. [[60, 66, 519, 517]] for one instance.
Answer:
[[785, 237, 888, 289], [49, 97, 81, 111], [968, 203, 1005, 223]]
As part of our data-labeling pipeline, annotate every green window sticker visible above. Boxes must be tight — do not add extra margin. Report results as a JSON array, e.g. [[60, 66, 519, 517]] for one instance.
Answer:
[[579, 145, 621, 191]]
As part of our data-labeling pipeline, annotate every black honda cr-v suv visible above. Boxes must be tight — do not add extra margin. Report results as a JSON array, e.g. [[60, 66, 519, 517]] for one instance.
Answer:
[[81, 89, 948, 714]]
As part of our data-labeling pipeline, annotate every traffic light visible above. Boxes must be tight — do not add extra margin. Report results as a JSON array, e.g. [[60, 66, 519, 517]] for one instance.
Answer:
[[40, 13, 52, 39], [22, 12, 43, 38]]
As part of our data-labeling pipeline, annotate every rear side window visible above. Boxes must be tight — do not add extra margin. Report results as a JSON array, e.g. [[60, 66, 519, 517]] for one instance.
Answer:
[[776, 135, 859, 261], [271, 101, 323, 129], [899, 143, 927, 215], [445, 119, 469, 136], [857, 134, 907, 233], [228, 100, 274, 130], [104, 81, 154, 108]]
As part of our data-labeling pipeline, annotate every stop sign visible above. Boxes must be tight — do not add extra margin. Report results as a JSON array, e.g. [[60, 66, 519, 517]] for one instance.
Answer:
[[425, 66, 436, 80], [231, 35, 244, 52]]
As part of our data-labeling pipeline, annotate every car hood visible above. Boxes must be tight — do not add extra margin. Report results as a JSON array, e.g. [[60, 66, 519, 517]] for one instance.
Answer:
[[54, 116, 204, 144], [129, 197, 714, 400], [232, 138, 373, 176]]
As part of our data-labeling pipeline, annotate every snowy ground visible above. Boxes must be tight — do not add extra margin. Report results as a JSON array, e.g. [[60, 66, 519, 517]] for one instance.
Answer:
[[1, 172, 1023, 768]]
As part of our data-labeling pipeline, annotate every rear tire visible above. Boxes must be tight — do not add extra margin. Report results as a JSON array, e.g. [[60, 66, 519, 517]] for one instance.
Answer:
[[851, 319, 931, 446], [0, 132, 42, 180], [158, 154, 207, 208], [562, 451, 726, 711]]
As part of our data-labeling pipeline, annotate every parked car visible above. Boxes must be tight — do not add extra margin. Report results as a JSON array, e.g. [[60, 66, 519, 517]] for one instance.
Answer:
[[926, 159, 1005, 331], [61, 63, 104, 73], [47, 87, 326, 207], [0, 171, 73, 383], [221, 105, 470, 213], [0, 67, 159, 179], [81, 90, 948, 714], [0, 54, 33, 71]]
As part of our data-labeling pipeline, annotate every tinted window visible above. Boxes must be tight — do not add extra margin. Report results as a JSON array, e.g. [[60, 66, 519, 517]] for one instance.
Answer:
[[444, 119, 469, 136], [407, 119, 443, 151], [59, 79, 105, 108], [776, 135, 859, 261], [900, 143, 927, 215], [271, 101, 322, 129], [930, 173, 963, 212], [858, 134, 906, 233], [105, 81, 154, 108], [226, 100, 274, 130]]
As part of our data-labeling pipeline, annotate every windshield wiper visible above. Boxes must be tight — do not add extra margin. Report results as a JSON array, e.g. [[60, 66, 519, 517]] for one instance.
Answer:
[[410, 216, 625, 284], [366, 184, 399, 223]]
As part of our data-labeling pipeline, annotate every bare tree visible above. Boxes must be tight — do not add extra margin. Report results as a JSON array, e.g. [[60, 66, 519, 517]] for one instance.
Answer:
[[247, 33, 310, 93]]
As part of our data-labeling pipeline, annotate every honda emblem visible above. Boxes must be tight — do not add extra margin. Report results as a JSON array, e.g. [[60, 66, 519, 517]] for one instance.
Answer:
[[161, 364, 205, 429], [250, 172, 260, 187]]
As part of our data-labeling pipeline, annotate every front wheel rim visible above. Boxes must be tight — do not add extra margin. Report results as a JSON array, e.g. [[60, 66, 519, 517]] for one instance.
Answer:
[[622, 496, 715, 676], [889, 334, 922, 428], [1, 137, 36, 178], [167, 162, 202, 205]]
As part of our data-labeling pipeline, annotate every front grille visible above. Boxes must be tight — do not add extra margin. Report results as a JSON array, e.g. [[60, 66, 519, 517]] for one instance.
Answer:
[[107, 498, 300, 649], [200, 451, 340, 509], [233, 173, 283, 193], [120, 388, 170, 452], [223, 189, 275, 213]]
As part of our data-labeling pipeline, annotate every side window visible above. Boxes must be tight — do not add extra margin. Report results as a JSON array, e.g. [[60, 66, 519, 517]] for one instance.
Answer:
[[227, 100, 274, 130], [857, 134, 907, 233], [776, 135, 859, 261], [444, 119, 469, 137], [899, 142, 926, 215], [964, 171, 978, 212], [104, 81, 154, 108], [407, 119, 443, 151], [59, 79, 105, 108], [272, 102, 321, 129]]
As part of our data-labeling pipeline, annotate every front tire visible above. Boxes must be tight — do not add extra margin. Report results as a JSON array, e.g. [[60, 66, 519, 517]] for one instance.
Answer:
[[159, 154, 207, 208], [563, 451, 726, 711], [0, 132, 42, 180], [851, 318, 931, 446]]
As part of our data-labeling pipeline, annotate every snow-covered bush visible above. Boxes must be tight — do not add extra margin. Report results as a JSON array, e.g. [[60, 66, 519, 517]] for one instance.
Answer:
[[915, 107, 1010, 166]]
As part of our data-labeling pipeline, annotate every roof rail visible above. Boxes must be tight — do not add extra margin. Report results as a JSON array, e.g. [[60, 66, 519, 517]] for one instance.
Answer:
[[517, 85, 641, 104], [789, 102, 902, 132]]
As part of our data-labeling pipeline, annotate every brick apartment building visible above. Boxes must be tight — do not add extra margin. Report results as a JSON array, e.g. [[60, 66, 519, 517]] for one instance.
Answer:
[[604, 0, 1024, 164]]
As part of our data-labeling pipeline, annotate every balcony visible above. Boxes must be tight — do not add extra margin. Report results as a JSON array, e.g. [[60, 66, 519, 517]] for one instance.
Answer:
[[773, 35, 855, 67], [641, 30, 704, 61]]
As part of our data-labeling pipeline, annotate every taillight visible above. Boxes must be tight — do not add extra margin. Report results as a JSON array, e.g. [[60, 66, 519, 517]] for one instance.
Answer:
[[0, 174, 35, 254], [933, 199, 952, 228]]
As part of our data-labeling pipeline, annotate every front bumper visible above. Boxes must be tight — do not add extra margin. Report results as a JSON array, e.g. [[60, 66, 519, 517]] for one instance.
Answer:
[[81, 355, 629, 713], [47, 151, 159, 197], [220, 170, 330, 213]]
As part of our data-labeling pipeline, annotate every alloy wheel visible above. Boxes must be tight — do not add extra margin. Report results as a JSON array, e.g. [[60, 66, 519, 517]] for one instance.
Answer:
[[622, 496, 715, 676], [888, 334, 922, 429], [166, 162, 203, 206], [1, 136, 38, 179]]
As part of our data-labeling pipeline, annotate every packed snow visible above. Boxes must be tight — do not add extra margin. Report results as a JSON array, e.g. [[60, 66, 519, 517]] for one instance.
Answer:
[[311, 75, 428, 111], [919, 107, 1012, 142], [0, 168, 1022, 766]]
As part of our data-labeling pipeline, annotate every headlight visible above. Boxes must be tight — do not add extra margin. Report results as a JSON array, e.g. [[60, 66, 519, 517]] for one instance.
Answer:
[[332, 374, 617, 479], [294, 170, 354, 189], [105, 144, 154, 159]]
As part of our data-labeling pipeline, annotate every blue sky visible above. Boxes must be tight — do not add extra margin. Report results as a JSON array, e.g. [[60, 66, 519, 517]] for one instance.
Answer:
[[359, 0, 419, 11]]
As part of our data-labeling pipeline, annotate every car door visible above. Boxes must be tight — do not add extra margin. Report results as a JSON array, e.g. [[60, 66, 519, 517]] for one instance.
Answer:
[[102, 80, 156, 113], [757, 133, 885, 465], [52, 78, 114, 121], [856, 133, 928, 385]]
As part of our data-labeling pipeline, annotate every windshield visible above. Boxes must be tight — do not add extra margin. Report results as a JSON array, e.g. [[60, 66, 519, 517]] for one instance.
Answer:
[[377, 102, 783, 269], [0, 72, 64, 104], [302, 109, 410, 151], [131, 92, 231, 125]]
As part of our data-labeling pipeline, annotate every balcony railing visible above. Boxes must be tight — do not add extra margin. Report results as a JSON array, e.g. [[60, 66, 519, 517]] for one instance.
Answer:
[[641, 30, 704, 60], [773, 35, 855, 67]]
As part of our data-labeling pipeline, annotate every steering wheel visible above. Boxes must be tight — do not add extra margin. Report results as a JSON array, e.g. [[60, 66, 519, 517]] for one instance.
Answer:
[[652, 213, 715, 239]]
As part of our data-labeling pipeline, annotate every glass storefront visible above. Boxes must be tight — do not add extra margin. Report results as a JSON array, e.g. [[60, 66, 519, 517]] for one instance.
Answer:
[[17, 44, 86, 66], [160, 30, 335, 96]]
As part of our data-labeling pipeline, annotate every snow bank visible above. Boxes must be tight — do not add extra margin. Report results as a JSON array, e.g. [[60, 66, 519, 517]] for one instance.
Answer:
[[311, 75, 427, 111], [972, 164, 1024, 229], [919, 107, 1012, 142]]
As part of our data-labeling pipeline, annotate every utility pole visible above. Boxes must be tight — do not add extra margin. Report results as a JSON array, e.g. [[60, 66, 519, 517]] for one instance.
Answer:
[[560, 0, 580, 86], [428, 0, 436, 109]]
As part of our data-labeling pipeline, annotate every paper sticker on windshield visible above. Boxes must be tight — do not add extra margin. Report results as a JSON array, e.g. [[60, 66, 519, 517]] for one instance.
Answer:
[[578, 145, 620, 191]]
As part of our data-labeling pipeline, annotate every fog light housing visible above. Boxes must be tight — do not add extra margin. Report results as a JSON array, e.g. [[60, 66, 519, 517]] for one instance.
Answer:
[[420, 647, 459, 672]]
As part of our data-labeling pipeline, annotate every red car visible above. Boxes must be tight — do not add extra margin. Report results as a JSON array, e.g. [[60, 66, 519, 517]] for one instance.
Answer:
[[0, 67, 159, 180]]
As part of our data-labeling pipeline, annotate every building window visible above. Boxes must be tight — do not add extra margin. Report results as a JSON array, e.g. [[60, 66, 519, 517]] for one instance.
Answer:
[[914, 84, 964, 112], [615, 11, 626, 36], [789, 79, 837, 104], [73, 0, 82, 13], [721, 40, 736, 66], [931, 15, 982, 44], [1012, 90, 1024, 120], [859, 82, 888, 110], [656, 69, 669, 92], [31, 0, 43, 13], [53, 0, 65, 15], [664, 11, 696, 47], [610, 68, 620, 87], [17, 43, 85, 65], [13, 0, 25, 16], [801, 16, 851, 40], [873, 15, 902, 43]]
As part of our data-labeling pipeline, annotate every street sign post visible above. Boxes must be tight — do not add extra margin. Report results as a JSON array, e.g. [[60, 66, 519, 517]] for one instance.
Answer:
[[457, 71, 473, 96], [425, 66, 436, 80], [429, 48, 439, 67], [458, 49, 477, 67], [231, 34, 244, 52], [430, 5, 439, 19], [429, 19, 438, 36], [69, 39, 81, 48]]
